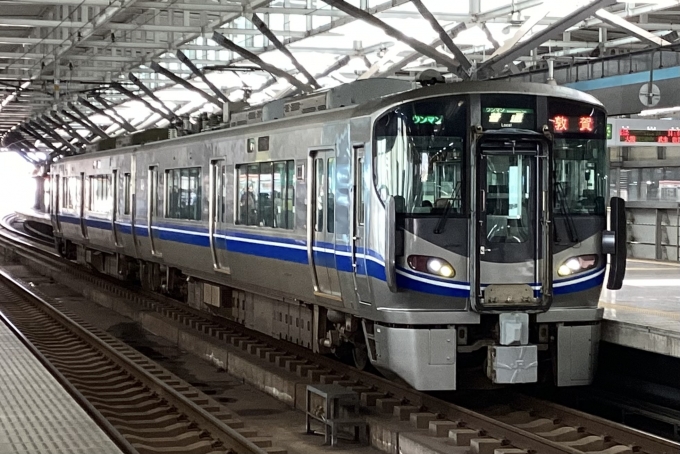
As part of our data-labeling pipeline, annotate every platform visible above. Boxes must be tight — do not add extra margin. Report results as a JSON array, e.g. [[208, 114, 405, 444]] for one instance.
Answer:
[[15, 208, 50, 225], [600, 259, 680, 358], [0, 319, 124, 453]]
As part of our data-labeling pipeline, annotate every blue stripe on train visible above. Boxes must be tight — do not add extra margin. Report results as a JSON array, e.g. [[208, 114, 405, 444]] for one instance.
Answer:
[[57, 214, 603, 296]]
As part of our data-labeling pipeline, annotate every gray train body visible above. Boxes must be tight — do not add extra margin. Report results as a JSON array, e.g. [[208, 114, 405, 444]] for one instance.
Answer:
[[49, 81, 620, 390]]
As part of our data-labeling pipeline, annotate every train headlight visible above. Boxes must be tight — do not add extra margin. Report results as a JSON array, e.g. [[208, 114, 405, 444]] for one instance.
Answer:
[[407, 255, 456, 278], [557, 254, 598, 277]]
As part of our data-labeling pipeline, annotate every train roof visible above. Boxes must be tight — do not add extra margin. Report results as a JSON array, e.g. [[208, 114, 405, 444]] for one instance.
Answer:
[[58, 80, 603, 162]]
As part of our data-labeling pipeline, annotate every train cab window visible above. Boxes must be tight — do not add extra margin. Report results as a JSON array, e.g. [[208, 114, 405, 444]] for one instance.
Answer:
[[88, 175, 112, 213], [123, 173, 131, 215], [548, 98, 607, 215], [236, 160, 295, 229], [374, 95, 467, 215], [166, 167, 202, 221]]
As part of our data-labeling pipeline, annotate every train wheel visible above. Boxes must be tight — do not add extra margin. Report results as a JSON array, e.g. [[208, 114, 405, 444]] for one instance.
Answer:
[[352, 338, 369, 371]]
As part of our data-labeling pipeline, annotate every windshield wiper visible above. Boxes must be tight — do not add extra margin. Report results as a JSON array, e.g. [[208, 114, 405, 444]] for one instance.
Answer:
[[433, 182, 460, 234], [434, 199, 453, 234], [554, 182, 579, 243]]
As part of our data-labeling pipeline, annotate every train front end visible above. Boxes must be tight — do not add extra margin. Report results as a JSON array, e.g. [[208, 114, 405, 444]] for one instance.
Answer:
[[361, 83, 626, 390]]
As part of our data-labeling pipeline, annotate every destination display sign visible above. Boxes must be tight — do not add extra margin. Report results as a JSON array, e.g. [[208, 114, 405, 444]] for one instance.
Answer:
[[482, 107, 535, 130]]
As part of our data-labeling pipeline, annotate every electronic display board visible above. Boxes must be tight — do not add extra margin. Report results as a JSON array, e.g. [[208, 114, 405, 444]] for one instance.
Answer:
[[549, 115, 599, 134], [482, 107, 535, 129], [619, 128, 680, 144]]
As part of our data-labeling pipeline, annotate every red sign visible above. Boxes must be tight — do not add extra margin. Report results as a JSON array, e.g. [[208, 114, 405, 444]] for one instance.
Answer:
[[578, 116, 594, 132], [553, 115, 568, 132], [551, 115, 597, 133]]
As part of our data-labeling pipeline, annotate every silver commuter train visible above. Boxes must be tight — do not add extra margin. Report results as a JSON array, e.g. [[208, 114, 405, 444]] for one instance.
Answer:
[[48, 80, 627, 390]]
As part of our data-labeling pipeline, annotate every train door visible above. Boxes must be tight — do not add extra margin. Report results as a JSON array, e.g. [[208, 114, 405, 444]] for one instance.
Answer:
[[210, 159, 230, 273], [79, 172, 88, 239], [130, 156, 139, 257], [51, 174, 61, 235], [308, 149, 342, 298], [475, 137, 551, 310], [148, 165, 162, 257], [112, 169, 120, 247], [351, 146, 371, 301]]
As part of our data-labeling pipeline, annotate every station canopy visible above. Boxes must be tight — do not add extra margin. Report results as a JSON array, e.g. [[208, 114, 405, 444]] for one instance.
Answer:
[[1, 0, 679, 159]]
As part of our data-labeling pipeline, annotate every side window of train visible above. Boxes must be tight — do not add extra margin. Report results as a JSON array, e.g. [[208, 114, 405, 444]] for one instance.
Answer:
[[62, 176, 78, 210], [327, 158, 335, 233], [236, 160, 295, 229], [123, 173, 131, 215], [88, 175, 112, 213], [62, 177, 70, 209], [357, 157, 365, 225], [165, 167, 202, 221]]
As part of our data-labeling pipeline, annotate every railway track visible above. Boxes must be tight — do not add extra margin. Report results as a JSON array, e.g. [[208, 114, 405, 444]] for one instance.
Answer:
[[1, 213, 56, 248], [0, 269, 282, 454], [1, 228, 678, 454]]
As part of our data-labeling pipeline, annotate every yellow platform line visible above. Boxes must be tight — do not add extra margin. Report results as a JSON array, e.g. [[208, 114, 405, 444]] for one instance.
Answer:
[[626, 267, 679, 271], [599, 301, 680, 321], [628, 259, 680, 268]]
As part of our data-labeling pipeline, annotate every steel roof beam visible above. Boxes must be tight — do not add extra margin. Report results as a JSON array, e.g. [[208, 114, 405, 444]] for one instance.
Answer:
[[282, 55, 352, 99], [212, 31, 315, 93], [59, 110, 105, 139], [16, 0, 138, 77], [0, 1, 504, 20], [149, 61, 223, 108], [477, 0, 618, 78], [55, 0, 401, 126], [31, 120, 78, 153], [91, 94, 136, 133], [47, 113, 92, 145], [35, 117, 82, 150], [320, 0, 461, 75], [378, 21, 470, 77], [247, 13, 320, 89], [20, 125, 58, 152], [409, 0, 471, 76], [480, 23, 501, 51], [594, 8, 671, 47], [3, 130, 37, 152], [175, 50, 230, 104], [489, 6, 550, 59], [40, 115, 86, 144], [118, 77, 178, 122], [77, 96, 136, 133], [65, 104, 110, 139]]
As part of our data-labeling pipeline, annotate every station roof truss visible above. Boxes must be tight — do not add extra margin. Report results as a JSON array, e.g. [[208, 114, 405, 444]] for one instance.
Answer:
[[2, 0, 680, 157]]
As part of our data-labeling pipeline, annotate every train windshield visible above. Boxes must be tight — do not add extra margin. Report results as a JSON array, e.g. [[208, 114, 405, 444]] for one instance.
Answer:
[[548, 98, 608, 215], [374, 95, 467, 215]]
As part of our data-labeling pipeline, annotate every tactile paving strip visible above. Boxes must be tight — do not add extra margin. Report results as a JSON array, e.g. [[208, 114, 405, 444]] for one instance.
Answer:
[[0, 323, 123, 454]]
